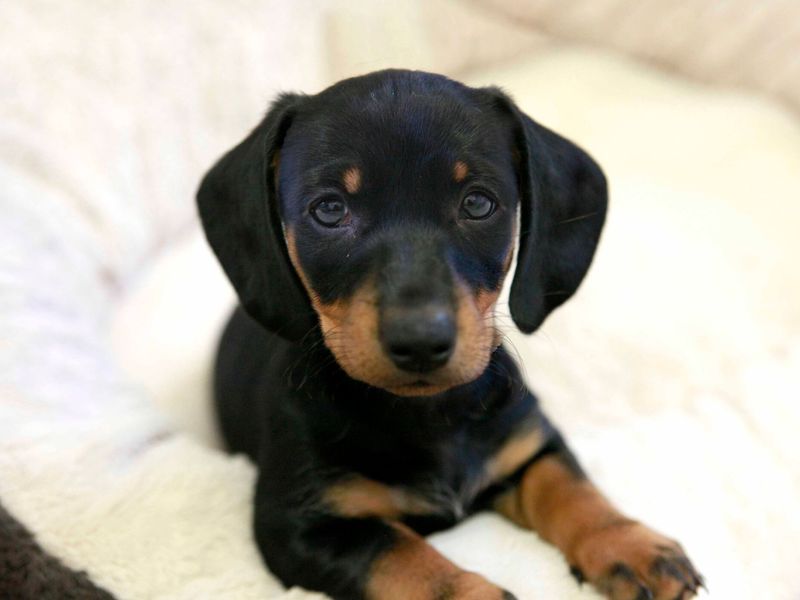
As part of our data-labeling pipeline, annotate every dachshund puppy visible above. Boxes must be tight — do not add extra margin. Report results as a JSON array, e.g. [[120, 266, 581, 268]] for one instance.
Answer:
[[197, 69, 702, 600]]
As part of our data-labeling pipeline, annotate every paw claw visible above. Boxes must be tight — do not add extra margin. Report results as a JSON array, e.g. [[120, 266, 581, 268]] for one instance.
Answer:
[[696, 571, 707, 591], [569, 565, 586, 585]]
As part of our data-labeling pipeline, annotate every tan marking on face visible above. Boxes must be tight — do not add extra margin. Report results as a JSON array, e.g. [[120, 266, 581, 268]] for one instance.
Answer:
[[285, 230, 509, 396], [453, 160, 469, 183], [324, 476, 435, 519], [285, 230, 319, 303], [485, 425, 546, 483], [475, 288, 501, 316], [367, 523, 507, 600], [342, 166, 362, 194], [442, 280, 496, 389], [286, 230, 400, 387]]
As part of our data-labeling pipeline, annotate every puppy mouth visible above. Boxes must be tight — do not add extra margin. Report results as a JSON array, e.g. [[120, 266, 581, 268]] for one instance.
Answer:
[[387, 376, 439, 391], [381, 374, 462, 397], [329, 345, 489, 397]]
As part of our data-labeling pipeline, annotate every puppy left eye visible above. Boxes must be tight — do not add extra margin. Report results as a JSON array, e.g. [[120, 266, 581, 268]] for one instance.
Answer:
[[460, 192, 496, 220], [310, 196, 349, 227]]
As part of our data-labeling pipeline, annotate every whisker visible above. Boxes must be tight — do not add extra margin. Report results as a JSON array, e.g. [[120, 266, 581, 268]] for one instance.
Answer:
[[558, 211, 599, 225]]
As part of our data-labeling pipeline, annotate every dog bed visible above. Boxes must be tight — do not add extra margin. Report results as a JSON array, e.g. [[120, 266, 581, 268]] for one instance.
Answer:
[[2, 4, 799, 599]]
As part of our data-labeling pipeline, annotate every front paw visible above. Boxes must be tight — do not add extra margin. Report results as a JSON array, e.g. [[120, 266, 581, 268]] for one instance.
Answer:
[[569, 521, 704, 600], [446, 572, 518, 600]]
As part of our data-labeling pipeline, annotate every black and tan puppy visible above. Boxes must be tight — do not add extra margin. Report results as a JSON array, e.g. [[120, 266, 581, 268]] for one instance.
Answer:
[[197, 70, 702, 600]]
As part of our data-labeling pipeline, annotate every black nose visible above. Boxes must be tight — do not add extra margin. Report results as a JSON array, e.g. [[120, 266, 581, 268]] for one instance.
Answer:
[[381, 304, 456, 373]]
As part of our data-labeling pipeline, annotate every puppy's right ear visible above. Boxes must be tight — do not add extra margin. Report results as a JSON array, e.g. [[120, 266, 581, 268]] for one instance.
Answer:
[[197, 94, 316, 341]]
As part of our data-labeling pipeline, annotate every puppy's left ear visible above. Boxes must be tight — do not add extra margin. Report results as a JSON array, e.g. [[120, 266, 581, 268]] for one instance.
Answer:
[[488, 89, 608, 333], [197, 94, 316, 341]]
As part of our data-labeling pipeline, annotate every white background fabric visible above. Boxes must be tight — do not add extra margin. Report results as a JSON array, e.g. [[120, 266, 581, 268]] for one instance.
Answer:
[[2, 1, 799, 598]]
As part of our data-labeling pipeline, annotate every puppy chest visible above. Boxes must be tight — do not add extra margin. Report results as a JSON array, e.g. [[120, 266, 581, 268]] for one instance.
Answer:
[[322, 437, 495, 522]]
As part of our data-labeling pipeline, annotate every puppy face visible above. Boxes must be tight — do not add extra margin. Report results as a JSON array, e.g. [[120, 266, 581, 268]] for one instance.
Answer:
[[277, 73, 519, 395], [198, 70, 607, 398]]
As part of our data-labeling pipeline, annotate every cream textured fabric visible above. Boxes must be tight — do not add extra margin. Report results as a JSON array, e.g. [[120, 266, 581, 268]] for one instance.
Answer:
[[324, 0, 546, 81], [474, 0, 800, 113], [2, 1, 799, 599]]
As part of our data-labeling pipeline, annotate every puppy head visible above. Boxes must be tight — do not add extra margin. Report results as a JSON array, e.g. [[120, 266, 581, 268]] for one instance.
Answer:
[[198, 70, 607, 396]]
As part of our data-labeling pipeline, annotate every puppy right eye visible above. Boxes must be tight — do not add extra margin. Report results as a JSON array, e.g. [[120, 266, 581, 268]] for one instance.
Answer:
[[310, 196, 349, 228], [460, 192, 496, 220]]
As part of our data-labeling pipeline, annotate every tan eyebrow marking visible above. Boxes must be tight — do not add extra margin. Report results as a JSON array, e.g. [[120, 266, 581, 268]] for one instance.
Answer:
[[453, 160, 469, 183], [342, 166, 362, 194]]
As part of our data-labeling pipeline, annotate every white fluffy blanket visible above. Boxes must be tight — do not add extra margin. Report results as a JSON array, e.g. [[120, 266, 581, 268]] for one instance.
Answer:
[[2, 3, 799, 598]]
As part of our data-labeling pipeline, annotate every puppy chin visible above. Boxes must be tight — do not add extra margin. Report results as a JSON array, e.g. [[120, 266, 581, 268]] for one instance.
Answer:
[[383, 381, 454, 398], [333, 359, 458, 397], [351, 363, 490, 398]]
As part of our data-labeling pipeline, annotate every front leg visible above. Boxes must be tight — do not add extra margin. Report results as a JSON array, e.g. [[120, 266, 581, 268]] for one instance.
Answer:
[[494, 436, 704, 600], [255, 478, 515, 600], [366, 522, 516, 600]]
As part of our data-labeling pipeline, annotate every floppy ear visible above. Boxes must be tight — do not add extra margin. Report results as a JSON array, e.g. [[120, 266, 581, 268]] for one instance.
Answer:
[[197, 94, 316, 340], [490, 90, 608, 333]]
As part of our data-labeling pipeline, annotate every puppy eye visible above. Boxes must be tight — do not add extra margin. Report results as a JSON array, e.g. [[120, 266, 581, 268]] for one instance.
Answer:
[[310, 196, 349, 227], [460, 192, 495, 220]]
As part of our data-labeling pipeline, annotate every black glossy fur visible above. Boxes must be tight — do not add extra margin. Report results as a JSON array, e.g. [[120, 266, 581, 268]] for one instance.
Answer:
[[198, 70, 607, 599]]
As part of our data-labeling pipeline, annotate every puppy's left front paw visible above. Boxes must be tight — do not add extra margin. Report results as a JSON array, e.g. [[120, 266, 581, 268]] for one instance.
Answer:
[[569, 521, 704, 600]]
